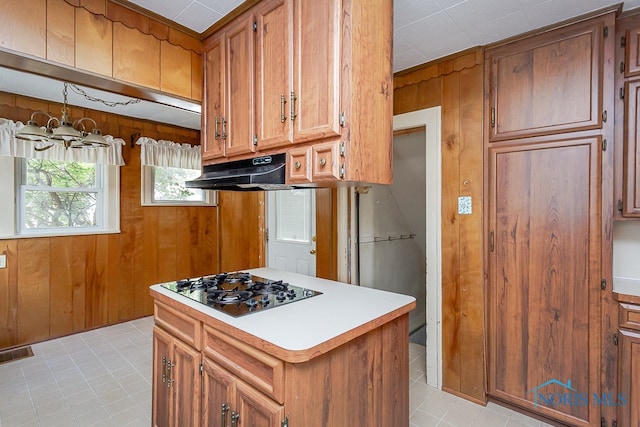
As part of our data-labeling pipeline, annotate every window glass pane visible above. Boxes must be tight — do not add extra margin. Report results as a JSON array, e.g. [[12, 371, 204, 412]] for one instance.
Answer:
[[23, 190, 98, 228], [21, 159, 100, 230], [26, 159, 97, 188], [275, 189, 311, 242], [152, 166, 204, 202]]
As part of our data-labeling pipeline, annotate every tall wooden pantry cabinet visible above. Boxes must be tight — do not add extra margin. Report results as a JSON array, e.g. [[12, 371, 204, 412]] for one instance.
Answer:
[[485, 10, 617, 427]]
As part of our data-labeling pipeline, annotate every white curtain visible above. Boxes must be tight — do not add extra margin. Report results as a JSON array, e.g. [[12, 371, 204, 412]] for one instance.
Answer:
[[136, 136, 200, 169], [0, 118, 125, 165]]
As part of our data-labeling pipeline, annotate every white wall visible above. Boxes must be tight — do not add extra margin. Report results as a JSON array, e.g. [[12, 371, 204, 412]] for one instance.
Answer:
[[613, 221, 640, 295]]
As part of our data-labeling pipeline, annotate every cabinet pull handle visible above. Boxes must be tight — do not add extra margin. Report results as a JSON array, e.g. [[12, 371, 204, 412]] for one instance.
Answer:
[[221, 403, 229, 427], [231, 412, 239, 427], [214, 116, 220, 140], [221, 117, 227, 140], [280, 94, 287, 123], [319, 157, 326, 167], [294, 161, 301, 169], [161, 356, 167, 383], [290, 91, 297, 122]]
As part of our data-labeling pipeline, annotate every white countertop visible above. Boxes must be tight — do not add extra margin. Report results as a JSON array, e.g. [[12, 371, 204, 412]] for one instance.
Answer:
[[150, 268, 415, 352]]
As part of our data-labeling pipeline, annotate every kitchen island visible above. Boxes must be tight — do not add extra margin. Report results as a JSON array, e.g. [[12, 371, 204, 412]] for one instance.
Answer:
[[150, 268, 416, 427]]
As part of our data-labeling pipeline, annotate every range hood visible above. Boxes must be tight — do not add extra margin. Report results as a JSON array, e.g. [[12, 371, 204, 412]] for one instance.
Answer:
[[185, 153, 296, 191]]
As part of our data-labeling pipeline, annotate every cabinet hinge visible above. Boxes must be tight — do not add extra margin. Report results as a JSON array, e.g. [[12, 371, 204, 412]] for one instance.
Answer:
[[620, 62, 625, 74], [604, 26, 608, 37], [613, 333, 619, 346], [490, 108, 495, 127], [253, 21, 257, 32], [602, 139, 607, 151], [602, 110, 607, 123], [601, 279, 607, 290], [339, 164, 345, 179], [339, 112, 346, 127], [620, 87, 625, 100], [265, 228, 269, 242], [281, 416, 289, 427], [340, 142, 346, 157], [489, 231, 495, 252], [253, 135, 258, 146], [199, 363, 203, 374], [618, 199, 623, 213], [621, 35, 627, 47]]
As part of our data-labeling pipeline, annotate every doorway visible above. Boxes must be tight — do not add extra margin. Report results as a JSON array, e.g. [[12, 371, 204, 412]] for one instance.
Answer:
[[266, 189, 317, 276]]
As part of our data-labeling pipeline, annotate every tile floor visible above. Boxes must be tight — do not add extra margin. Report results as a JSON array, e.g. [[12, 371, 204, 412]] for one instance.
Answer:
[[0, 317, 548, 427]]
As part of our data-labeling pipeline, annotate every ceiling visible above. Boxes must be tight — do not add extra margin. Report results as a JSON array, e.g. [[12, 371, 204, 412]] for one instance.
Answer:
[[1, 0, 639, 132]]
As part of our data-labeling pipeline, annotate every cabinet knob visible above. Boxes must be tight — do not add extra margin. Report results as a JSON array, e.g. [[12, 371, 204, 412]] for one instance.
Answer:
[[319, 158, 326, 166], [294, 161, 301, 169]]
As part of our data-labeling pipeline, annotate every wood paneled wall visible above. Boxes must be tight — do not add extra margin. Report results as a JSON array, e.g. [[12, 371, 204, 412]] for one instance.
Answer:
[[394, 48, 486, 403], [0, 92, 223, 349], [0, 0, 202, 100]]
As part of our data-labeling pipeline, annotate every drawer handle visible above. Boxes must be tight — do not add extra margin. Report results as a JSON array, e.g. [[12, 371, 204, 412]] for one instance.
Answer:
[[231, 411, 239, 427], [319, 158, 326, 166], [221, 403, 229, 427], [214, 117, 220, 140], [294, 161, 301, 169], [290, 91, 297, 122]]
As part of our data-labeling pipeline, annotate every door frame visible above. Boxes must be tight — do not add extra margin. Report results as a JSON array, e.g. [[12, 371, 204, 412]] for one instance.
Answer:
[[393, 107, 442, 388]]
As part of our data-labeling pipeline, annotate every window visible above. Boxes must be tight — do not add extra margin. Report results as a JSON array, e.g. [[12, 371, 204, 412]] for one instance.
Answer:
[[141, 165, 216, 206], [0, 156, 120, 238]]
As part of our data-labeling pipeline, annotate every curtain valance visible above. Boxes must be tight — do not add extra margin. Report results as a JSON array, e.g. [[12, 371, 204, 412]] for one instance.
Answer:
[[136, 136, 200, 170], [0, 118, 125, 165]]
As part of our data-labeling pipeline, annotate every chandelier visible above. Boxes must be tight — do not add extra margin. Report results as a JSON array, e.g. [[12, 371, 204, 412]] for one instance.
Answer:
[[15, 82, 138, 151]]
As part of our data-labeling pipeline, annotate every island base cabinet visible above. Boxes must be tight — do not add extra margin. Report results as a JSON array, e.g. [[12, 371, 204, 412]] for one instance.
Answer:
[[152, 326, 201, 427], [202, 356, 285, 427]]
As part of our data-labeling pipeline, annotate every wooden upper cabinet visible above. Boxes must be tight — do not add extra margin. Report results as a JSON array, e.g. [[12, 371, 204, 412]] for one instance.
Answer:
[[224, 15, 256, 157], [623, 78, 640, 216], [486, 18, 605, 142], [625, 25, 640, 77], [293, 0, 342, 143], [202, 34, 225, 161], [255, 0, 294, 150]]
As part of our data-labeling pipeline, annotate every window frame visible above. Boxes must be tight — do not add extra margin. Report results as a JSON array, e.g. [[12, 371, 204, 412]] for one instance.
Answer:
[[140, 165, 217, 207]]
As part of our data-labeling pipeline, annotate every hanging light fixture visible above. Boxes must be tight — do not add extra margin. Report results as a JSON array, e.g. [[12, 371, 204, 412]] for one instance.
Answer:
[[16, 82, 110, 151]]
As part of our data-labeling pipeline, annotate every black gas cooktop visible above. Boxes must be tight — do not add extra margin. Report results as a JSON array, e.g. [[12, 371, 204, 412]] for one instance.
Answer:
[[160, 272, 322, 317]]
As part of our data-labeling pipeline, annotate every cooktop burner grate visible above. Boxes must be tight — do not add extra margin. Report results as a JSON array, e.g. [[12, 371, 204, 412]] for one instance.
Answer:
[[160, 272, 321, 317]]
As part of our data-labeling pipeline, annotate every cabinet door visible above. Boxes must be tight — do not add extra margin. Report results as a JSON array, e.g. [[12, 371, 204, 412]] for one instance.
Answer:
[[487, 137, 602, 426], [619, 329, 640, 426], [255, 0, 294, 150], [171, 339, 201, 427], [202, 34, 225, 160], [293, 0, 342, 143], [236, 380, 285, 427], [202, 357, 237, 427], [225, 16, 256, 157], [623, 79, 640, 216], [486, 18, 604, 142], [625, 26, 640, 77], [152, 327, 172, 427]]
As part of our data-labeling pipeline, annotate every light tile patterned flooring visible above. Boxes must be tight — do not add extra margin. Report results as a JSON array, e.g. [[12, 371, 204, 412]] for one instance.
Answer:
[[0, 317, 547, 427]]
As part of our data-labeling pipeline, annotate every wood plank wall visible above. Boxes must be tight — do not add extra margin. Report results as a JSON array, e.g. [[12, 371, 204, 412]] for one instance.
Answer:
[[0, 0, 202, 101], [394, 48, 485, 403], [0, 92, 224, 349]]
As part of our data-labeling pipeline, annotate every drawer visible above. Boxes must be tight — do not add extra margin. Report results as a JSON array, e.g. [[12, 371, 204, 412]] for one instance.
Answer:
[[154, 301, 202, 350], [312, 141, 341, 181], [620, 303, 640, 331], [203, 325, 285, 403], [287, 147, 312, 184]]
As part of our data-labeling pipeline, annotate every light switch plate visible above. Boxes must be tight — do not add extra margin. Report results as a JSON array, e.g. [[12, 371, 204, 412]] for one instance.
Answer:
[[458, 196, 472, 215], [0, 254, 6, 268]]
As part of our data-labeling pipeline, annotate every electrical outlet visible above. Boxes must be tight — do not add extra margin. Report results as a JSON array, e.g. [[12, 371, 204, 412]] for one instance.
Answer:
[[0, 254, 6, 269]]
